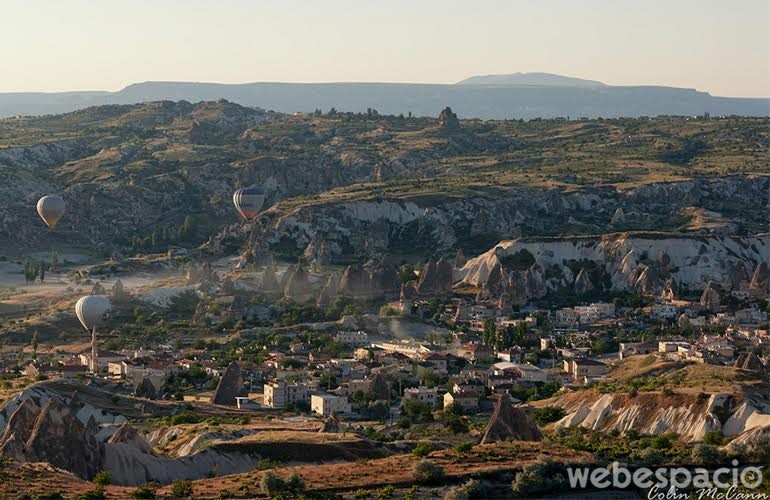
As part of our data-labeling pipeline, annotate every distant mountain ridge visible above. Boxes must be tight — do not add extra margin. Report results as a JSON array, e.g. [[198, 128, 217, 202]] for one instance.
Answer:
[[456, 72, 606, 87], [1, 74, 768, 119]]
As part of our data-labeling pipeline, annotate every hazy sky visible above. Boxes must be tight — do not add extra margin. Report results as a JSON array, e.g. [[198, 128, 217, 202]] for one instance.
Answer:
[[3, 0, 769, 97]]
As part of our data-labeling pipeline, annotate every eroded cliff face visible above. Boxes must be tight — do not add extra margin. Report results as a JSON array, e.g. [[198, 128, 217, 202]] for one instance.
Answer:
[[244, 175, 769, 263], [457, 232, 769, 297], [547, 390, 770, 443]]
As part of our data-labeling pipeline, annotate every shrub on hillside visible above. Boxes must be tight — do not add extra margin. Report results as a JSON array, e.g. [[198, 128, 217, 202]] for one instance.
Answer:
[[511, 461, 568, 497], [413, 459, 444, 481]]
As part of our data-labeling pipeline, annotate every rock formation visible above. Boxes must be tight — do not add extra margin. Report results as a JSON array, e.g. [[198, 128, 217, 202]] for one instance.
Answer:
[[368, 372, 391, 400], [700, 281, 721, 311], [108, 422, 152, 454], [111, 279, 130, 301], [220, 277, 236, 295], [610, 207, 625, 225], [20, 398, 104, 479], [211, 361, 244, 406], [480, 394, 542, 444], [438, 107, 460, 129], [749, 262, 769, 298], [90, 281, 106, 295], [283, 264, 314, 302], [134, 377, 159, 400], [574, 268, 594, 295], [339, 264, 371, 297], [453, 249, 467, 269], [318, 413, 339, 433], [415, 257, 452, 297], [316, 272, 341, 307], [661, 277, 678, 301], [258, 265, 280, 293]]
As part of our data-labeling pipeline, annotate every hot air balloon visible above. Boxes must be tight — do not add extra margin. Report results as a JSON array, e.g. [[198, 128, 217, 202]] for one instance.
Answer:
[[36, 195, 65, 229], [75, 295, 112, 331], [75, 295, 111, 374], [232, 187, 265, 220]]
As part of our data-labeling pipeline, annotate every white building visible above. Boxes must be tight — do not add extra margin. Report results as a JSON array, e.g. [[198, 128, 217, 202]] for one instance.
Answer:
[[336, 330, 369, 347], [264, 380, 310, 409], [311, 393, 352, 417], [402, 386, 438, 407], [651, 303, 678, 321]]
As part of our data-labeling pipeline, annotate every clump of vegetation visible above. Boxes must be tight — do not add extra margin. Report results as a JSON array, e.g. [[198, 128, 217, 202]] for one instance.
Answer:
[[510, 461, 569, 497], [413, 459, 444, 481], [533, 406, 566, 425], [92, 470, 110, 486], [260, 471, 306, 497], [454, 441, 474, 454], [443, 479, 492, 500], [412, 441, 432, 457], [170, 479, 194, 498], [691, 444, 727, 466], [75, 488, 106, 500], [130, 482, 159, 499]]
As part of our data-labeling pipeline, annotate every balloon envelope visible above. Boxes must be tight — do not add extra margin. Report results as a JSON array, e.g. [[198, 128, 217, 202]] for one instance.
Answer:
[[232, 187, 265, 220], [36, 195, 66, 229], [75, 295, 111, 331]]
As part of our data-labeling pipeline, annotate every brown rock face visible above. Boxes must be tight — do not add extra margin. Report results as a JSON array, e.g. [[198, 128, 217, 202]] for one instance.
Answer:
[[368, 372, 391, 400], [749, 262, 769, 298], [438, 107, 460, 129], [370, 261, 401, 299], [0, 398, 40, 446], [258, 265, 280, 293], [700, 281, 721, 311], [108, 423, 152, 454], [416, 258, 453, 297], [661, 277, 678, 301], [317, 272, 341, 307], [24, 398, 104, 479], [211, 361, 244, 405], [283, 264, 314, 302], [453, 249, 467, 269], [318, 413, 340, 433], [339, 264, 371, 297], [574, 268, 595, 295], [480, 393, 542, 444], [741, 352, 765, 372]]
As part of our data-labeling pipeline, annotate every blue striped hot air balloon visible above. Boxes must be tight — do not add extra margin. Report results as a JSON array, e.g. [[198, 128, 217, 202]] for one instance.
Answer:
[[232, 186, 265, 220]]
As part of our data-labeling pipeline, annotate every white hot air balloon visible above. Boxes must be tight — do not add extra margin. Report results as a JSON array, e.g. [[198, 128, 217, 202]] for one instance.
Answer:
[[232, 186, 265, 220], [36, 195, 66, 229], [75, 295, 111, 374], [75, 295, 112, 331]]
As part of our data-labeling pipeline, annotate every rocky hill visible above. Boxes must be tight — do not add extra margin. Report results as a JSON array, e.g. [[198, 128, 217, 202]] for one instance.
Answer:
[[244, 175, 770, 264], [1, 103, 767, 264], [456, 231, 769, 300]]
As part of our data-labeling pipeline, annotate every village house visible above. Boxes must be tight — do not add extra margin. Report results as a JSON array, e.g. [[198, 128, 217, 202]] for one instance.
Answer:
[[419, 353, 448, 375], [61, 364, 87, 379], [402, 386, 438, 407], [452, 378, 486, 397], [651, 302, 678, 321], [496, 347, 524, 363], [263, 380, 310, 409], [565, 358, 608, 381], [496, 362, 550, 382], [311, 393, 352, 417], [618, 341, 658, 359], [555, 307, 578, 326], [78, 350, 126, 371], [335, 330, 369, 347], [443, 390, 479, 411], [457, 343, 494, 362]]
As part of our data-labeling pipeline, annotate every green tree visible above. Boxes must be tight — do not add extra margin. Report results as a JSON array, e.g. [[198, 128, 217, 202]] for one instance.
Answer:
[[50, 250, 58, 272], [39, 260, 46, 282]]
